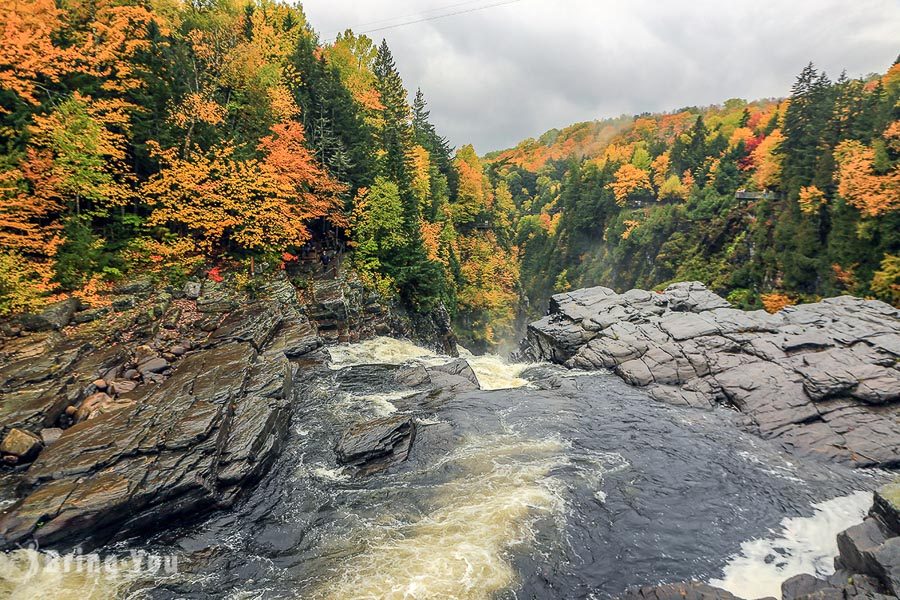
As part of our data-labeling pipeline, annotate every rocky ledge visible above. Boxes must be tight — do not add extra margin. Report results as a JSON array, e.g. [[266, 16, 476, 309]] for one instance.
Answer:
[[0, 268, 461, 550], [0, 275, 324, 550], [522, 282, 900, 468], [622, 481, 900, 599]]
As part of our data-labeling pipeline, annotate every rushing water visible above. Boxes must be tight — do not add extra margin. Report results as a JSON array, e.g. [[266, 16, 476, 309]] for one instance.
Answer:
[[0, 337, 887, 599]]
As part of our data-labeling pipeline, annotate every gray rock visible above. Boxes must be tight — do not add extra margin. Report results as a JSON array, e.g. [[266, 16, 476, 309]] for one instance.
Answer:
[[111, 295, 137, 311], [17, 298, 80, 331], [137, 357, 169, 375], [114, 278, 153, 296], [872, 482, 900, 536], [335, 415, 416, 476], [837, 518, 888, 575], [0, 321, 296, 552], [72, 306, 109, 324], [781, 574, 837, 600], [196, 283, 240, 313], [183, 281, 202, 300], [523, 282, 900, 468], [39, 428, 63, 446], [869, 537, 900, 594], [619, 582, 743, 600]]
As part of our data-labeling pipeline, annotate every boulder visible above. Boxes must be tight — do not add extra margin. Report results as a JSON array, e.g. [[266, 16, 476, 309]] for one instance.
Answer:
[[109, 379, 137, 395], [183, 280, 202, 300], [74, 392, 133, 422], [72, 307, 109, 324], [872, 481, 900, 536], [781, 574, 836, 600], [137, 357, 169, 375], [1, 428, 42, 461], [111, 295, 137, 311], [336, 415, 416, 475], [196, 283, 240, 313], [16, 298, 80, 332], [620, 582, 743, 600], [114, 278, 153, 296]]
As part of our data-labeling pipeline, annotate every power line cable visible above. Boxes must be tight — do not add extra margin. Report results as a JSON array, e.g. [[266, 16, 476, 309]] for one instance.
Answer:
[[322, 0, 525, 43], [325, 0, 494, 34]]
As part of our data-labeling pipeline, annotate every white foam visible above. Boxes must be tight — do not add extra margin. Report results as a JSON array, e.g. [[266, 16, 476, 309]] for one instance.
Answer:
[[457, 347, 533, 390], [0, 550, 143, 600], [312, 434, 569, 599], [327, 337, 436, 369], [327, 337, 536, 391], [709, 490, 872, 598]]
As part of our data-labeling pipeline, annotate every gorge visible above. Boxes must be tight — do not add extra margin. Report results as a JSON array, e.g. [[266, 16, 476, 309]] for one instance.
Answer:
[[1, 0, 899, 597], [0, 273, 897, 599]]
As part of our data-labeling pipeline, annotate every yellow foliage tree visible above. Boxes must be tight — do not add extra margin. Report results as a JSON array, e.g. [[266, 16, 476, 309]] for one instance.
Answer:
[[798, 185, 826, 214], [608, 164, 651, 206], [146, 119, 345, 254], [834, 140, 900, 217], [751, 129, 784, 189]]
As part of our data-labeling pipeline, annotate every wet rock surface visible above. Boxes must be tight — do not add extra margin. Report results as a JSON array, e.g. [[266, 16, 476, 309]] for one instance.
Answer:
[[523, 282, 900, 468], [0, 275, 328, 550], [0, 270, 435, 551], [335, 415, 417, 475], [621, 582, 744, 600]]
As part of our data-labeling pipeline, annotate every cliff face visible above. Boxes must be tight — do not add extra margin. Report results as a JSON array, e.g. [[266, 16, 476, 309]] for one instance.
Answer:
[[0, 271, 452, 550], [522, 282, 900, 468]]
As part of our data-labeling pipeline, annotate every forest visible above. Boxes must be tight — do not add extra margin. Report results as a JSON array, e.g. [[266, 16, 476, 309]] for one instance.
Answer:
[[489, 60, 900, 317], [0, 0, 898, 351], [0, 0, 521, 350]]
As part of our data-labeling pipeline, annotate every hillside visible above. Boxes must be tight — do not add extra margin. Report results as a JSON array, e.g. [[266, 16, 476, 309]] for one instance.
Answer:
[[0, 0, 521, 351], [486, 62, 900, 316]]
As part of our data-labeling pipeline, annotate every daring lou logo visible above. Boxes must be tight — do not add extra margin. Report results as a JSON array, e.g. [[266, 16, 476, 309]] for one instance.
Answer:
[[1, 539, 179, 584]]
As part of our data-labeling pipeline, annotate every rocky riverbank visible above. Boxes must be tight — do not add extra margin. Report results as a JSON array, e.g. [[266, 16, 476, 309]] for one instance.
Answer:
[[0, 271, 455, 550], [622, 481, 900, 599], [522, 282, 900, 468]]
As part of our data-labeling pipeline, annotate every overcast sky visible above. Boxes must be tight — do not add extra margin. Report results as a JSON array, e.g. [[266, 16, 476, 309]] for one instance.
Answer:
[[303, 0, 900, 154]]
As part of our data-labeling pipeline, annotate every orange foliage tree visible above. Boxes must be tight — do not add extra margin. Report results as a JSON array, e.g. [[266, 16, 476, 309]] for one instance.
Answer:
[[146, 119, 346, 254], [833, 139, 900, 217], [751, 129, 784, 189], [761, 293, 795, 313], [608, 164, 651, 206]]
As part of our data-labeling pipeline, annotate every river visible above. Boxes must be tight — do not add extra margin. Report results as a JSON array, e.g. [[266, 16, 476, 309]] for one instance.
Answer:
[[0, 337, 886, 599]]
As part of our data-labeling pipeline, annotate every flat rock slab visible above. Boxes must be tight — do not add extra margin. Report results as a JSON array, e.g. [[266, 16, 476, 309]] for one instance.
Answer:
[[336, 415, 416, 476], [524, 281, 900, 468]]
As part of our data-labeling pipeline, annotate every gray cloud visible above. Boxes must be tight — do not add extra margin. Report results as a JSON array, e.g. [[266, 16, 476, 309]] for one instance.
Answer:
[[304, 0, 900, 153]]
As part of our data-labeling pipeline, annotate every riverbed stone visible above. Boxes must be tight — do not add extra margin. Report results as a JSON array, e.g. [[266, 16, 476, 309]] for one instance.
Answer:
[[523, 282, 900, 468], [335, 415, 416, 475]]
